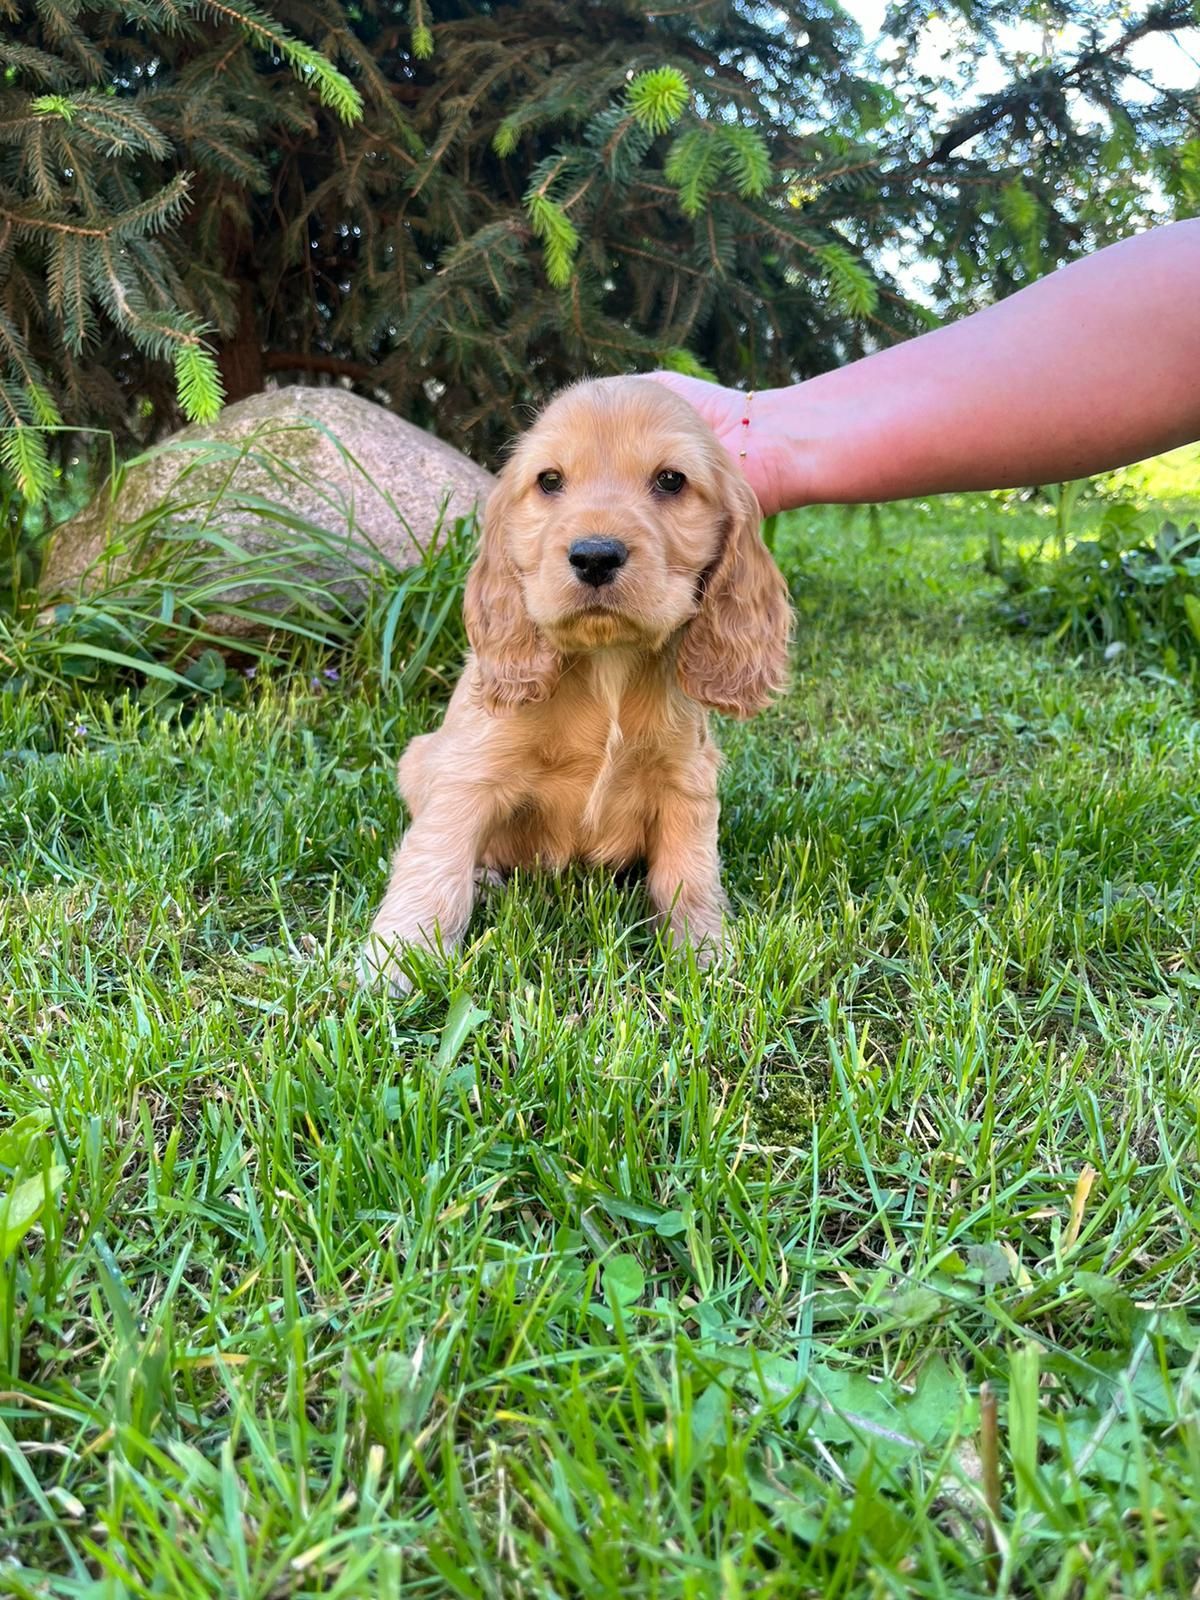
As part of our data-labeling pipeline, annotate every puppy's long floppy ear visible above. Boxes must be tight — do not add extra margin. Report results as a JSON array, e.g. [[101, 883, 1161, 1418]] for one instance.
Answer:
[[677, 466, 792, 718], [463, 475, 561, 715]]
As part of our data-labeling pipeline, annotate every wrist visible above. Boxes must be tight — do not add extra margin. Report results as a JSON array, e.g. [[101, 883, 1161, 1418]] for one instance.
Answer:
[[752, 384, 831, 512], [754, 374, 904, 510]]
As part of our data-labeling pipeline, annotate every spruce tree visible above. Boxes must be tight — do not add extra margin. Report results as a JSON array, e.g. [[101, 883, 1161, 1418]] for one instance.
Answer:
[[1, 0, 1195, 495]]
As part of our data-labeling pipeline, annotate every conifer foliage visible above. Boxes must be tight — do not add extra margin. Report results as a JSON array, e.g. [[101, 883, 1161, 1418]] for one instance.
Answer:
[[0, 0, 362, 496], [1, 0, 1196, 488]]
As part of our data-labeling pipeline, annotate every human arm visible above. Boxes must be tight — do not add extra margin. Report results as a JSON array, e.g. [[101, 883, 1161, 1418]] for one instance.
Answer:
[[649, 220, 1200, 516]]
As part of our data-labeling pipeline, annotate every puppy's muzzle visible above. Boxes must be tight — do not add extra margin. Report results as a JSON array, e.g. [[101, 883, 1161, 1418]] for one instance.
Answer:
[[568, 537, 628, 588]]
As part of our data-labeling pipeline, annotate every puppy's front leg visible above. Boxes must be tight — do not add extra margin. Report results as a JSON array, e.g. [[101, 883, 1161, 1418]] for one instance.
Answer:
[[362, 785, 504, 993], [646, 786, 730, 963]]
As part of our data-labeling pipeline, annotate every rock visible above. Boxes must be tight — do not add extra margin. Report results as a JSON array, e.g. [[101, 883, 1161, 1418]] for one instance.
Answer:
[[39, 386, 493, 637]]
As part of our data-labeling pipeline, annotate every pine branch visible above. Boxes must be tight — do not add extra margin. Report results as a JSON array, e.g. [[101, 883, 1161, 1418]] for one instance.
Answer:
[[526, 193, 580, 288], [0, 416, 54, 500], [185, 0, 363, 122], [32, 92, 173, 159], [0, 174, 192, 243], [626, 66, 689, 134], [175, 339, 225, 419], [409, 0, 433, 59], [0, 40, 72, 85]]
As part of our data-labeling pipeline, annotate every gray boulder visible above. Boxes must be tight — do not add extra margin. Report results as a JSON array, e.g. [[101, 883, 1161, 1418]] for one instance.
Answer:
[[39, 386, 494, 637]]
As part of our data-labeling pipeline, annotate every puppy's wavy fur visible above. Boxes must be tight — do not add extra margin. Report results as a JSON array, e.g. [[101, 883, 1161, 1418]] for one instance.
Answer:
[[363, 377, 791, 991]]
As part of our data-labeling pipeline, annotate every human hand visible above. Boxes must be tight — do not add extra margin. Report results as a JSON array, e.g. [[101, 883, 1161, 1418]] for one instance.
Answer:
[[642, 371, 791, 518]]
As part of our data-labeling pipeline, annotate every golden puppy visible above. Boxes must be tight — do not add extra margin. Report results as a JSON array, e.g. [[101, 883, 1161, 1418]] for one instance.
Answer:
[[363, 377, 791, 992]]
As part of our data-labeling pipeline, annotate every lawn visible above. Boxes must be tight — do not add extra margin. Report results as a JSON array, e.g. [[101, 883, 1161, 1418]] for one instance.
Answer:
[[2, 478, 1199, 1597]]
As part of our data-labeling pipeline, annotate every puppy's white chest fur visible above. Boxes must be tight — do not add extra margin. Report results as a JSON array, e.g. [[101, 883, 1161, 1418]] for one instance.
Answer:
[[579, 650, 634, 831]]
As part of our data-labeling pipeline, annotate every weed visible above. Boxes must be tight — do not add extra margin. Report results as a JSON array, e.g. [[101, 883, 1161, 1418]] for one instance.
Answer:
[[993, 506, 1200, 673]]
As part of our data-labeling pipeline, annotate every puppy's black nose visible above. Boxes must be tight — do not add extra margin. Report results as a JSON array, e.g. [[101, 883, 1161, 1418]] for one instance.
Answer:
[[568, 537, 628, 588]]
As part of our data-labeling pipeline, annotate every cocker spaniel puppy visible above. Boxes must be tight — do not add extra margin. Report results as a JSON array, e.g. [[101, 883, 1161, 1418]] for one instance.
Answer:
[[363, 377, 791, 992]]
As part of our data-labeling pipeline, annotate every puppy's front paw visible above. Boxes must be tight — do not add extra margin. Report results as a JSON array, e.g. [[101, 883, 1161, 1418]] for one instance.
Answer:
[[662, 911, 731, 969], [690, 925, 731, 969], [358, 931, 415, 996]]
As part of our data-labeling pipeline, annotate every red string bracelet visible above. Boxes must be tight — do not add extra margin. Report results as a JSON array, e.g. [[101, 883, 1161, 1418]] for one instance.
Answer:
[[739, 390, 755, 460]]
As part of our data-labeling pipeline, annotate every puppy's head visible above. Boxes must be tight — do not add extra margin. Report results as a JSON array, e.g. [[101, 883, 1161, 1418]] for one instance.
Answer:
[[464, 376, 791, 716]]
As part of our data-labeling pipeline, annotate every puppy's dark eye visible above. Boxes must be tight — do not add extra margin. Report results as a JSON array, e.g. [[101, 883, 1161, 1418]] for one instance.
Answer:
[[537, 469, 565, 494], [654, 469, 686, 495]]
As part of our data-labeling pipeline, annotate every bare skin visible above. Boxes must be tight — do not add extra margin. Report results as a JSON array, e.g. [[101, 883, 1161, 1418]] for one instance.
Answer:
[[649, 220, 1200, 516]]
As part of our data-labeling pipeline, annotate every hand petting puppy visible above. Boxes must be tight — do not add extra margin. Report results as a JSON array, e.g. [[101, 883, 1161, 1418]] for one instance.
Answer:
[[362, 376, 791, 993]]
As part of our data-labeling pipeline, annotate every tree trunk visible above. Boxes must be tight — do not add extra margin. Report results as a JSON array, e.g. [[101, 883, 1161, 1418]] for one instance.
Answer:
[[217, 277, 264, 403]]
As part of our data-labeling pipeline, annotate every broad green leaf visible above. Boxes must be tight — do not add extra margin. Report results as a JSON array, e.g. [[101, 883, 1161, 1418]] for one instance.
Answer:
[[604, 1254, 645, 1307], [966, 1242, 1012, 1285], [0, 1111, 53, 1171], [593, 1193, 669, 1227], [435, 991, 490, 1070], [689, 1382, 729, 1460], [0, 1166, 68, 1259], [655, 1209, 688, 1238], [184, 648, 227, 691]]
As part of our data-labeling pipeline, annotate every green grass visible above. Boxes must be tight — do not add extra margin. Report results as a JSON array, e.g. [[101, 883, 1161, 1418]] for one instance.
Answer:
[[1111, 440, 1200, 504], [3, 486, 1200, 1598]]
